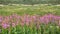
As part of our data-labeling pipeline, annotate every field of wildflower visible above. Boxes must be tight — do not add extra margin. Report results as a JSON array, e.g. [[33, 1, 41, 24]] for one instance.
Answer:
[[0, 5, 60, 34]]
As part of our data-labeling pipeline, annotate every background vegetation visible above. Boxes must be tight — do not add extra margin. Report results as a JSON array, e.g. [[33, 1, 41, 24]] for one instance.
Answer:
[[0, 0, 60, 5]]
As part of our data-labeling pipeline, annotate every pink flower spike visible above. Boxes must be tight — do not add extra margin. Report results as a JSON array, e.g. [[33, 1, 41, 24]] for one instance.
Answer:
[[12, 23, 16, 27], [0, 16, 3, 22]]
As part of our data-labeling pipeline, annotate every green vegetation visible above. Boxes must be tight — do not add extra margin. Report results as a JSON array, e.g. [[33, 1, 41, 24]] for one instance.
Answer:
[[0, 5, 60, 16], [0, 0, 60, 34]]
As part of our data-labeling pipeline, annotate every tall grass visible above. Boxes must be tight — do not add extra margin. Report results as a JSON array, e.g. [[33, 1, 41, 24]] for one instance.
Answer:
[[0, 5, 60, 15]]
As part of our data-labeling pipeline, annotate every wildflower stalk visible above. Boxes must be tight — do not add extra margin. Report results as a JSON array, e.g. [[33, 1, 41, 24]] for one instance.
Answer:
[[9, 27, 11, 34], [23, 26, 25, 34]]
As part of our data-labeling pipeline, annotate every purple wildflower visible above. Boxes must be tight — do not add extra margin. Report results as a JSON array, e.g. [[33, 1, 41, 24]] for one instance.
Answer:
[[2, 23, 10, 29]]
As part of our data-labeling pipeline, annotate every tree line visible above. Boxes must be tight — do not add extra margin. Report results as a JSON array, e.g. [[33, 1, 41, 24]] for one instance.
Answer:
[[0, 0, 60, 5]]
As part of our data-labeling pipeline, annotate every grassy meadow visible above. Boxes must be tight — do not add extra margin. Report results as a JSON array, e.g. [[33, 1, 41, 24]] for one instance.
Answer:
[[0, 5, 60, 16]]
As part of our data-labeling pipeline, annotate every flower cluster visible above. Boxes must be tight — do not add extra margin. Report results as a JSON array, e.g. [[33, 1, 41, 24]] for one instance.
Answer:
[[1, 14, 60, 29]]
